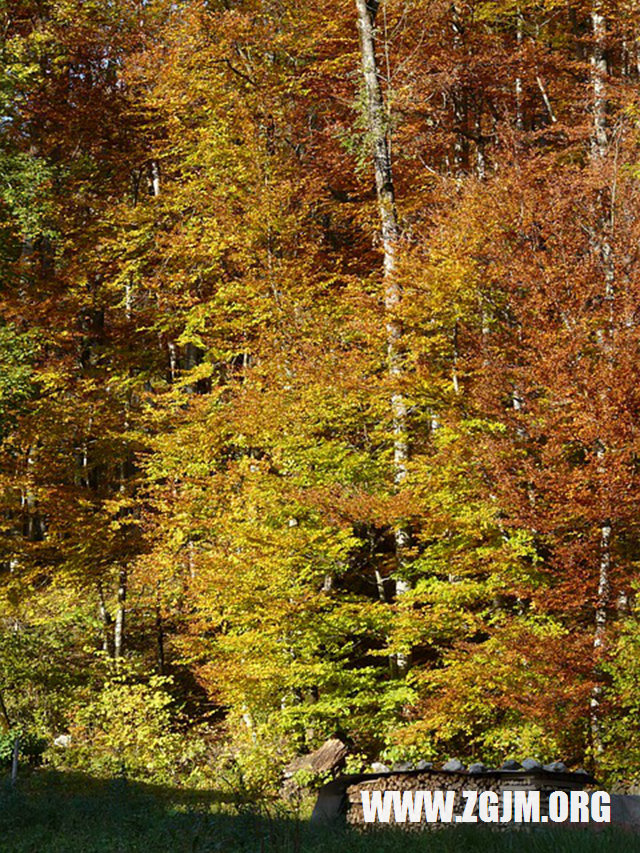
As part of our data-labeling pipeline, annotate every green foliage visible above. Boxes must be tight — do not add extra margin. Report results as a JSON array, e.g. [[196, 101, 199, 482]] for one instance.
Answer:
[[0, 597, 95, 739], [601, 609, 640, 785], [217, 717, 294, 802], [56, 670, 194, 784], [0, 324, 38, 435], [0, 153, 57, 242], [0, 730, 47, 766]]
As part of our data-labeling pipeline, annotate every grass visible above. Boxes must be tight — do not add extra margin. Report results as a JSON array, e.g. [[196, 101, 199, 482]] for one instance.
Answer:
[[0, 770, 639, 852]]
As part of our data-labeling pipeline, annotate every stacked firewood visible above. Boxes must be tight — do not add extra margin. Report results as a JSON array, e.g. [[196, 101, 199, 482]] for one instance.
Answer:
[[343, 765, 596, 831]]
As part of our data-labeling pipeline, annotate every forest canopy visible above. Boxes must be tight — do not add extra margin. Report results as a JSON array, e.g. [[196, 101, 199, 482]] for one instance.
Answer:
[[1, 0, 640, 789]]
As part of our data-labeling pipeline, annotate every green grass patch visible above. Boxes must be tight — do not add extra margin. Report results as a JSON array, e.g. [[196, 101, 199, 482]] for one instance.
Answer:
[[0, 771, 639, 852]]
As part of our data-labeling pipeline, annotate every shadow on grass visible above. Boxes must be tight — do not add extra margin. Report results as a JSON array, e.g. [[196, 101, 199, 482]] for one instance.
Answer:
[[1, 769, 639, 853]]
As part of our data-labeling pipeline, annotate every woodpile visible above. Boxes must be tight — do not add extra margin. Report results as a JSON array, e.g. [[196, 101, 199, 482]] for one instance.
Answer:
[[312, 762, 596, 830]]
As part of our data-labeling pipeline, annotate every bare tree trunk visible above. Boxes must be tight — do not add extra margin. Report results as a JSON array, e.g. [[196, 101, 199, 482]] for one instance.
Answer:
[[114, 568, 127, 660], [593, 521, 611, 653], [168, 341, 177, 384], [590, 1, 613, 733], [451, 4, 467, 174], [452, 322, 460, 394], [10, 736, 19, 785], [515, 9, 524, 132], [590, 2, 614, 299], [0, 690, 11, 732], [474, 104, 486, 179], [588, 4, 612, 761], [24, 449, 45, 541], [374, 568, 387, 602], [355, 0, 411, 676], [98, 583, 113, 656], [149, 160, 161, 198], [591, 2, 608, 160], [590, 519, 611, 756], [536, 76, 557, 124], [155, 592, 165, 675]]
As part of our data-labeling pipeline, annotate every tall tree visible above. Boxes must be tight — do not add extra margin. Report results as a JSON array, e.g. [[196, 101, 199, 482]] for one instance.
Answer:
[[355, 0, 411, 676]]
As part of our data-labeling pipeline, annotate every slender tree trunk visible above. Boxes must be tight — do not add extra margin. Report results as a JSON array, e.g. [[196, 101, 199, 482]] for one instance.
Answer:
[[588, 3, 612, 761], [515, 9, 524, 132], [149, 160, 161, 197], [451, 4, 467, 174], [590, 518, 611, 756], [10, 735, 19, 785], [590, 0, 614, 298], [355, 0, 411, 676], [0, 689, 11, 732], [452, 322, 460, 394], [593, 521, 611, 653], [474, 103, 486, 179], [114, 568, 127, 660], [24, 449, 44, 541], [168, 341, 177, 384], [98, 583, 113, 656], [155, 592, 165, 675], [536, 75, 557, 125], [374, 568, 387, 602], [591, 2, 608, 160], [589, 0, 613, 738]]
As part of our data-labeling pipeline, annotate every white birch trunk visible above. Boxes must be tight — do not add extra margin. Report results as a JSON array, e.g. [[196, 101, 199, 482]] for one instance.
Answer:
[[475, 112, 486, 179], [589, 2, 612, 743], [451, 3, 467, 174], [168, 341, 177, 383], [536, 76, 557, 124], [355, 0, 410, 676], [591, 3, 608, 160], [150, 160, 161, 197], [452, 322, 460, 394], [590, 519, 611, 755], [515, 9, 524, 132], [114, 568, 127, 660]]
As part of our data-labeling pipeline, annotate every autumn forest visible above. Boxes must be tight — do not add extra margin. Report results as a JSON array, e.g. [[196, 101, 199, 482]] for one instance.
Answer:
[[1, 0, 640, 796]]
